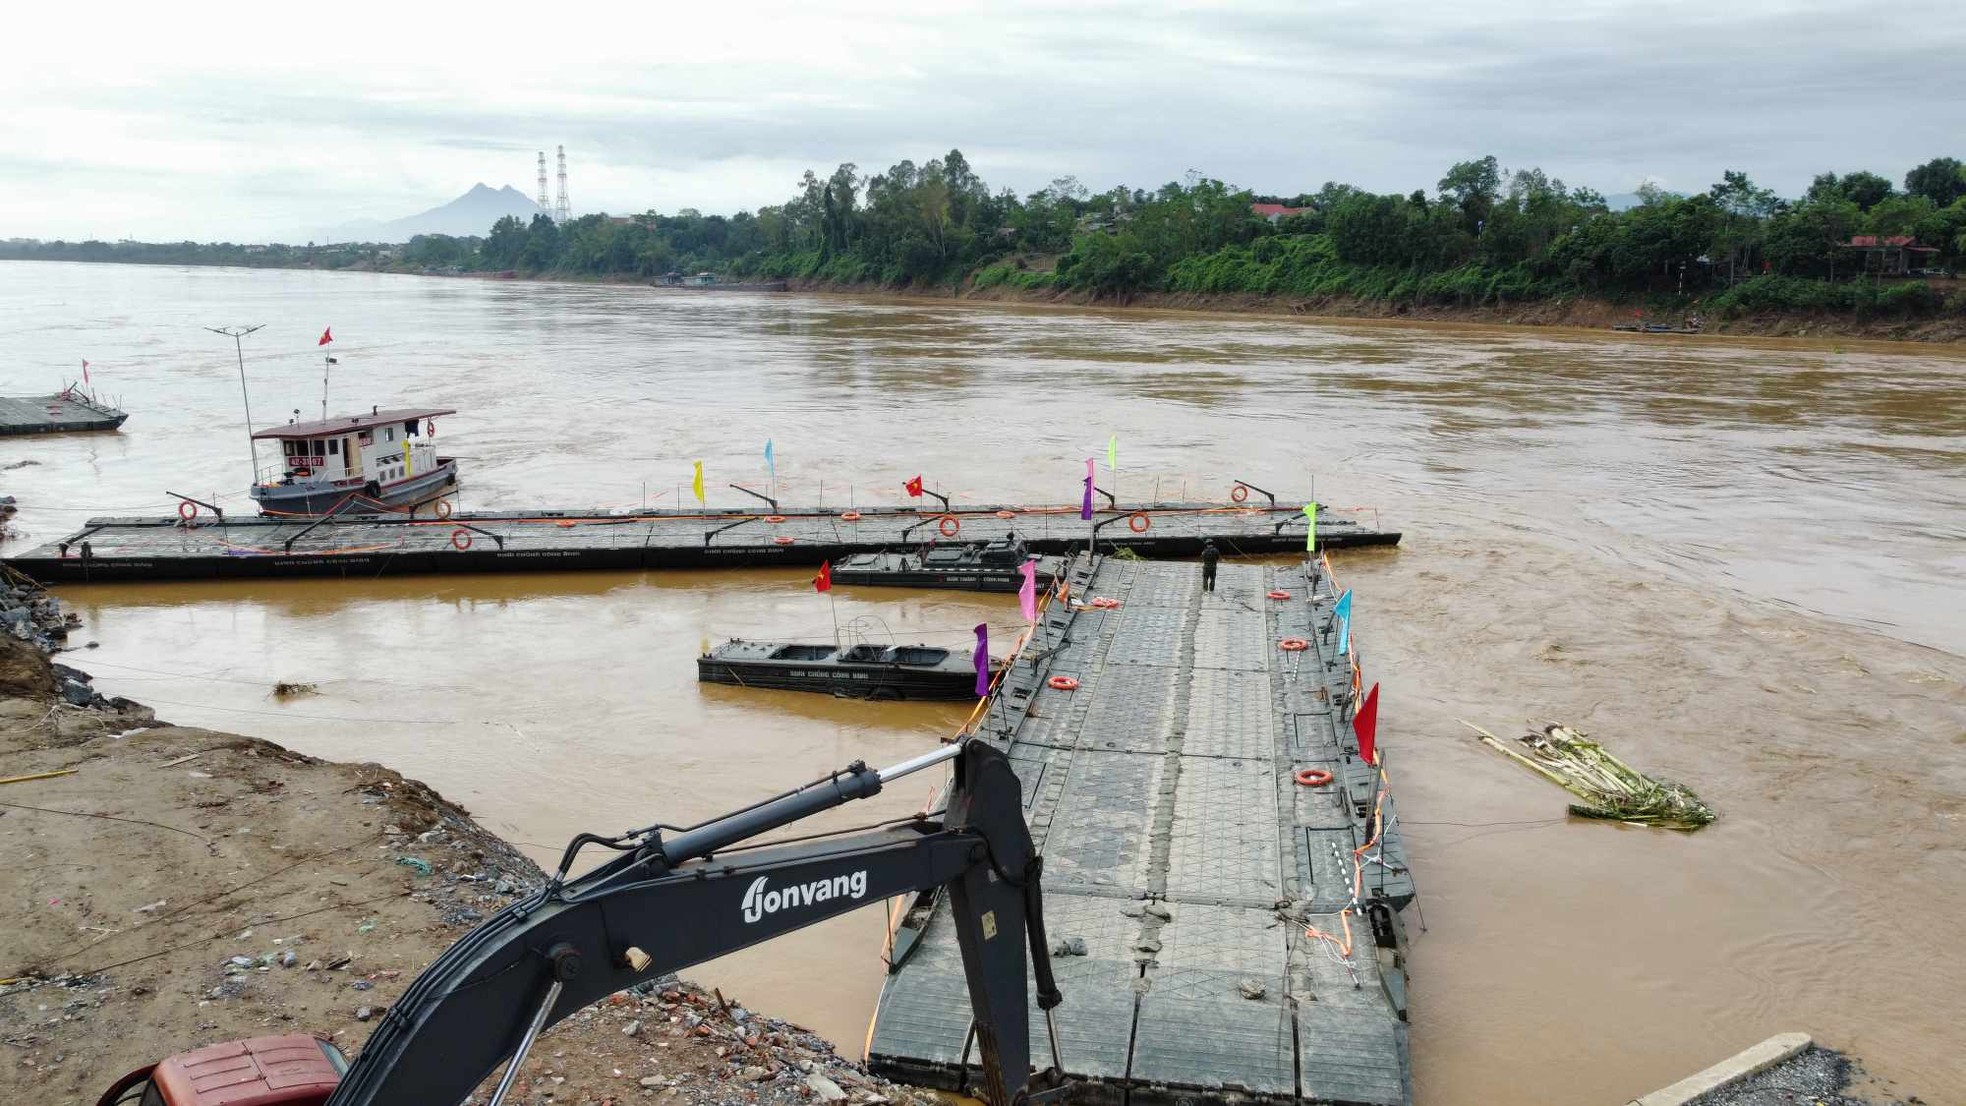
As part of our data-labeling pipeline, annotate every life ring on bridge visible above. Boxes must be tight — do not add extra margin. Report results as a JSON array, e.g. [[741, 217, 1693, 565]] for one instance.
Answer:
[[1089, 596, 1122, 610], [1047, 675, 1080, 691], [995, 510, 1016, 519], [433, 499, 453, 520], [1231, 484, 1250, 504], [450, 528, 472, 551], [1127, 512, 1150, 533], [1293, 767, 1334, 787], [841, 511, 862, 521], [765, 515, 787, 523], [774, 536, 795, 546], [1267, 589, 1292, 600], [1278, 637, 1310, 652], [937, 515, 961, 538], [425, 420, 436, 436], [177, 500, 198, 521]]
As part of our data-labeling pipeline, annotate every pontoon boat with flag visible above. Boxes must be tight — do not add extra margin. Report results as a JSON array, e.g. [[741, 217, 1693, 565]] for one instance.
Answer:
[[831, 535, 1066, 592], [249, 406, 457, 516]]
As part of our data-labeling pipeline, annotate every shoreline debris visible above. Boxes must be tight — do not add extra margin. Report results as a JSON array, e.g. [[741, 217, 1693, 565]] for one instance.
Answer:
[[1466, 721, 1717, 831]]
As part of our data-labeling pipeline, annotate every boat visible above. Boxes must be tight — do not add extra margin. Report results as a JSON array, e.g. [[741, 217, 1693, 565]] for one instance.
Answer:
[[1612, 316, 1704, 334], [0, 386, 128, 435], [831, 535, 1067, 592], [249, 407, 458, 516], [696, 639, 1000, 701]]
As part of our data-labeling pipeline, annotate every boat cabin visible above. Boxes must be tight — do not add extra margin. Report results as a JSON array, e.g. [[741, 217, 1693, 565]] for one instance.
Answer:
[[252, 407, 455, 488]]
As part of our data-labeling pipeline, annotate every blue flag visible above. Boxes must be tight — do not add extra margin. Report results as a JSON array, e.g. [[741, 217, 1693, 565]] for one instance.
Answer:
[[1334, 589, 1353, 654], [763, 439, 775, 478], [973, 623, 990, 698]]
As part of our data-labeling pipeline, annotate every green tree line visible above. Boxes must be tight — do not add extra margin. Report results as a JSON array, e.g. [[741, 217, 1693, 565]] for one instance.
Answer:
[[8, 153, 1966, 317]]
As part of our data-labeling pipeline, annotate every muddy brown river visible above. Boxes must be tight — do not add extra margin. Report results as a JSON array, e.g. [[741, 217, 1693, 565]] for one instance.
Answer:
[[3, 261, 1962, 1104]]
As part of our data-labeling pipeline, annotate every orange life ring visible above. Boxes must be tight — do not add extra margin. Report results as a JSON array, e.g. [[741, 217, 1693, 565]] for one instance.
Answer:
[[1231, 484, 1249, 504], [1089, 596, 1122, 609], [774, 536, 795, 546], [765, 515, 787, 523], [555, 520, 577, 528], [1294, 767, 1333, 787], [1047, 675, 1080, 691], [434, 499, 453, 520], [841, 511, 862, 521], [995, 510, 1016, 519], [1127, 512, 1150, 533], [938, 515, 960, 538], [451, 528, 472, 551], [1278, 637, 1310, 652], [177, 500, 198, 521], [425, 419, 436, 436], [1267, 589, 1291, 600]]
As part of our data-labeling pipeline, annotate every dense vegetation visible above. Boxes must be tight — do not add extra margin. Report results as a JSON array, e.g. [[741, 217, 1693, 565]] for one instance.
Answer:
[[8, 152, 1966, 318]]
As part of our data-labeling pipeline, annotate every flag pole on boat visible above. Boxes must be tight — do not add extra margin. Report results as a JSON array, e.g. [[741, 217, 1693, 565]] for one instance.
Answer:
[[318, 327, 336, 422], [206, 323, 266, 478]]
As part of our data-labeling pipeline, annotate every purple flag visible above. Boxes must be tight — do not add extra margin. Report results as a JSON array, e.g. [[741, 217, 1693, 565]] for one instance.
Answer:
[[1080, 457, 1095, 521], [973, 623, 991, 698], [1018, 559, 1038, 622]]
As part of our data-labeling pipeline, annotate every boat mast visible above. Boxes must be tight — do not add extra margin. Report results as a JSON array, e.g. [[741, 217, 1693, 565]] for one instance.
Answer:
[[206, 324, 266, 477]]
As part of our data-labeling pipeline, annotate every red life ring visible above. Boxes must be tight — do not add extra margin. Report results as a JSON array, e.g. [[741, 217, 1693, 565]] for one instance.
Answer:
[[1294, 767, 1333, 787], [1267, 590, 1291, 600], [765, 515, 787, 523], [775, 536, 795, 546], [450, 528, 472, 551], [177, 500, 198, 521], [1127, 512, 1150, 533], [434, 499, 453, 520], [841, 511, 862, 521], [938, 515, 961, 538], [1089, 596, 1122, 609], [1231, 484, 1250, 504], [1278, 637, 1310, 652], [425, 419, 436, 436], [1047, 675, 1080, 691], [995, 510, 1016, 519]]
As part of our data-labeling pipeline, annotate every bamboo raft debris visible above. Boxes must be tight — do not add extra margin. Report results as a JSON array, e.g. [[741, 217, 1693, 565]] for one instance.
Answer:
[[1466, 721, 1717, 831]]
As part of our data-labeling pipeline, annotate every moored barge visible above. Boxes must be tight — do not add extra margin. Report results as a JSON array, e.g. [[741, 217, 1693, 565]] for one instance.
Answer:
[[697, 639, 998, 701]]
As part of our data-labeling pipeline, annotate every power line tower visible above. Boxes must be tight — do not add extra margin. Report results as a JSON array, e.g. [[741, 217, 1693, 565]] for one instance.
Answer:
[[536, 152, 551, 219], [554, 146, 571, 223]]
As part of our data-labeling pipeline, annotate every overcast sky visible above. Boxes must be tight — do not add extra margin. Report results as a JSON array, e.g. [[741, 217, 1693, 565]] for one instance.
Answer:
[[6, 0, 1962, 242]]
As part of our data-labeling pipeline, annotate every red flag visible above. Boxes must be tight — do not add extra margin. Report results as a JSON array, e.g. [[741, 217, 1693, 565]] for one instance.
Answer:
[[1353, 682, 1380, 765], [904, 475, 924, 498], [814, 561, 832, 593], [318, 327, 334, 346]]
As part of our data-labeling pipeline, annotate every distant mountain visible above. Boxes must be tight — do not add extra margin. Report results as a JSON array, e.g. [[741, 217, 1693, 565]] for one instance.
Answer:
[[310, 184, 542, 244]]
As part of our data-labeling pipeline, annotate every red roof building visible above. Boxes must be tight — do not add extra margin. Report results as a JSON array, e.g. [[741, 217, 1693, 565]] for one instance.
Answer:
[[1251, 203, 1311, 222], [1841, 235, 1938, 276]]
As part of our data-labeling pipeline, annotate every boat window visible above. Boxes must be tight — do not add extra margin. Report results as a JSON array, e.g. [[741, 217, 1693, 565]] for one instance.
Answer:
[[405, 420, 419, 437], [890, 647, 950, 666], [769, 644, 836, 661], [384, 427, 395, 442], [328, 440, 339, 455]]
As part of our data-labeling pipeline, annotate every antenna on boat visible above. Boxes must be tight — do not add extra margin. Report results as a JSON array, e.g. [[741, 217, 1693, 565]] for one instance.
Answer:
[[206, 323, 266, 478]]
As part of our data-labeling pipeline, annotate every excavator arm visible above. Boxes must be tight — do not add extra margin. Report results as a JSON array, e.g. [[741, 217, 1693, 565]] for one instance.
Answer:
[[318, 738, 1063, 1106]]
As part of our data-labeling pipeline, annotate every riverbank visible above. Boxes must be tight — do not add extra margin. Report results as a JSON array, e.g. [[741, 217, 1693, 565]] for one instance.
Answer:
[[0, 634, 937, 1106], [784, 276, 1966, 343]]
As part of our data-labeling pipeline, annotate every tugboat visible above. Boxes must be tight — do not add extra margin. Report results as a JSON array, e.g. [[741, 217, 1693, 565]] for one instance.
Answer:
[[832, 534, 1066, 593], [249, 407, 457, 516], [697, 640, 1000, 701]]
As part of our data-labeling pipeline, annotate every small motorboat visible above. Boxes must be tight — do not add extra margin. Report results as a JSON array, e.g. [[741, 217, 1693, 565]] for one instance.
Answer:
[[832, 535, 1066, 593], [697, 639, 1001, 701], [250, 406, 458, 516]]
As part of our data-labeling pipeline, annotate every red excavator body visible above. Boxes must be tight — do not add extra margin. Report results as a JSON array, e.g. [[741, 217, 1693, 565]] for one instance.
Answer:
[[98, 1034, 345, 1106]]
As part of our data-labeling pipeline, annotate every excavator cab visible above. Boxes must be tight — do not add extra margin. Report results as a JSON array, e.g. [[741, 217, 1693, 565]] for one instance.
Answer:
[[97, 1035, 349, 1106]]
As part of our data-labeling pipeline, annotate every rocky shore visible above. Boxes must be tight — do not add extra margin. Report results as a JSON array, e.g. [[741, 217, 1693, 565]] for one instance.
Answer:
[[0, 598, 940, 1106]]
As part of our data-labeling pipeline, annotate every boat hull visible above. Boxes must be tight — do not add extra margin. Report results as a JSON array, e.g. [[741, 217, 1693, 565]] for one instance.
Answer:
[[697, 659, 982, 700], [251, 459, 458, 516]]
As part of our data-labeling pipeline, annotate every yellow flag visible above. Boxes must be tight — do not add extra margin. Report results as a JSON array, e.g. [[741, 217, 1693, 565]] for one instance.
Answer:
[[692, 461, 705, 505], [1304, 502, 1317, 552]]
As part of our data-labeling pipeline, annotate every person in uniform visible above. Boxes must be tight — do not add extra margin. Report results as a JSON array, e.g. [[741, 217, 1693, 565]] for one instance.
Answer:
[[1200, 538, 1220, 592]]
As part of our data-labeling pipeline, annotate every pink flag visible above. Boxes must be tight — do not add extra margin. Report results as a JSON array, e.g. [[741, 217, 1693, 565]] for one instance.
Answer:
[[1018, 559, 1037, 621], [973, 623, 990, 698], [81, 359, 90, 385], [1080, 458, 1095, 521]]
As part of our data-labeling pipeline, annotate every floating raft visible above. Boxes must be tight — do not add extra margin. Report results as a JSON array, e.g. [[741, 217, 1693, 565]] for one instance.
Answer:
[[0, 393, 128, 435], [869, 556, 1416, 1105], [6, 500, 1399, 584]]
